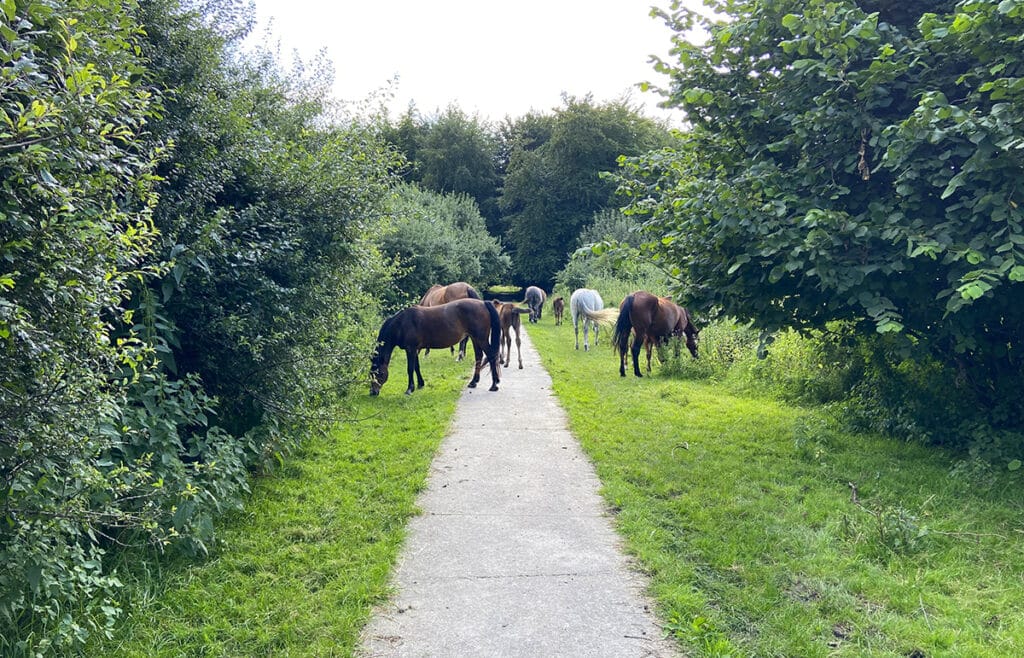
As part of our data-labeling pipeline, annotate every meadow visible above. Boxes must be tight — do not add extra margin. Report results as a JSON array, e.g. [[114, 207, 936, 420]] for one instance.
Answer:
[[529, 319, 1024, 657]]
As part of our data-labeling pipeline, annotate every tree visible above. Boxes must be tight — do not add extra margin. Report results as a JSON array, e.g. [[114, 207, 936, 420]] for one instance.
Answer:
[[381, 184, 510, 306], [619, 0, 1024, 414], [500, 96, 672, 287], [382, 105, 502, 233]]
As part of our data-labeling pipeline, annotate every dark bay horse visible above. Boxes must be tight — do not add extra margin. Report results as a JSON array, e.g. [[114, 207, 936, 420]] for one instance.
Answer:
[[419, 282, 480, 360], [612, 291, 699, 377], [524, 286, 546, 323], [491, 300, 532, 369], [370, 298, 501, 395]]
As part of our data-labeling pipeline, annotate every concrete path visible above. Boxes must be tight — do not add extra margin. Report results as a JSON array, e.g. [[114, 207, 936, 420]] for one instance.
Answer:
[[359, 328, 679, 658]]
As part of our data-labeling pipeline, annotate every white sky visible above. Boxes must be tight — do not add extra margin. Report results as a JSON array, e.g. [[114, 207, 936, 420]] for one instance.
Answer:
[[247, 0, 696, 124]]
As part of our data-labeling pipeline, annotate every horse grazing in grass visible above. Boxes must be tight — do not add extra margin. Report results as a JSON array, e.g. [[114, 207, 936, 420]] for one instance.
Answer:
[[419, 282, 480, 361], [370, 299, 501, 395], [491, 300, 532, 369], [524, 286, 546, 323], [552, 297, 565, 325], [569, 288, 618, 351], [612, 291, 699, 377]]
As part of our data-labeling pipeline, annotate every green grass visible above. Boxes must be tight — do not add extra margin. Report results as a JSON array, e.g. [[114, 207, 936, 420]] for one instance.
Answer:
[[88, 352, 471, 657], [528, 320, 1024, 657]]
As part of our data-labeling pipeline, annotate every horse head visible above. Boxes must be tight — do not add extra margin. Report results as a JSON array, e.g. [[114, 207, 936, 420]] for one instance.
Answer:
[[369, 346, 390, 395], [684, 323, 700, 359]]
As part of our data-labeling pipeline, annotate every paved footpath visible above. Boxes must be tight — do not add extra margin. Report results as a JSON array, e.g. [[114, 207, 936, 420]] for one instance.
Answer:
[[359, 327, 680, 658]]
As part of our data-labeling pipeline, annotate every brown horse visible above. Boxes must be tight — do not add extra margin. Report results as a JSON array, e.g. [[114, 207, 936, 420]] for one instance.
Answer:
[[370, 298, 501, 395], [552, 296, 565, 325], [612, 291, 699, 377], [491, 300, 532, 369], [419, 282, 480, 360]]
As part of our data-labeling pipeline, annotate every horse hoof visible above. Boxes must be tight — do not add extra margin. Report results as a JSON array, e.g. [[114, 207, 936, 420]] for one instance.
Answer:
[[467, 382, 477, 388], [489, 385, 499, 391], [518, 365, 523, 369]]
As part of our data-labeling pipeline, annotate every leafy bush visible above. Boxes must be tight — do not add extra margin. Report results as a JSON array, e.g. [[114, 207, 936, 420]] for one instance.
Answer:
[[381, 183, 510, 307]]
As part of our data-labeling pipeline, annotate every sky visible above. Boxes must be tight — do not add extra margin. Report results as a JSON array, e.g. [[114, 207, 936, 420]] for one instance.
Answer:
[[247, 0, 696, 124]]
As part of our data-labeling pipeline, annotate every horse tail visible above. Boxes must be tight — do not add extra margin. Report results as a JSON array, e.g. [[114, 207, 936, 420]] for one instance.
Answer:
[[612, 295, 634, 355], [583, 307, 619, 327], [466, 285, 481, 300], [486, 300, 501, 358]]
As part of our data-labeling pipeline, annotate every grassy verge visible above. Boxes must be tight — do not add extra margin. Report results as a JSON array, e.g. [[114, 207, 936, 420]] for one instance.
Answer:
[[528, 321, 1024, 657], [88, 352, 470, 657]]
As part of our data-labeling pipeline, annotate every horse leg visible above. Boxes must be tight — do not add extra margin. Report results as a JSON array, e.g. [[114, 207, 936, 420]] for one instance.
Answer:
[[486, 341, 500, 391], [502, 329, 511, 368], [583, 320, 590, 351], [515, 327, 523, 369], [467, 339, 483, 388], [631, 333, 644, 377], [646, 339, 653, 374], [405, 348, 419, 394], [573, 315, 580, 350], [456, 336, 469, 362]]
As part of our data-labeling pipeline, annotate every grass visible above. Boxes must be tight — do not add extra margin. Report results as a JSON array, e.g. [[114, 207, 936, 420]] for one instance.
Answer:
[[528, 320, 1024, 657], [87, 352, 471, 657]]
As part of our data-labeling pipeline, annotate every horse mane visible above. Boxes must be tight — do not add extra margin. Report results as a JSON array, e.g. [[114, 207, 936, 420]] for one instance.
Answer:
[[612, 294, 635, 356]]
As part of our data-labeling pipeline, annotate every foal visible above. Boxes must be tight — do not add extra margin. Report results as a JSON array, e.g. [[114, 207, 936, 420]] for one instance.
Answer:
[[552, 297, 565, 325]]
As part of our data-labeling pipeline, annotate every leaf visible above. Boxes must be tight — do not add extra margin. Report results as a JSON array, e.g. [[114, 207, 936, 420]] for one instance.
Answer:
[[781, 14, 802, 31], [1008, 459, 1022, 472]]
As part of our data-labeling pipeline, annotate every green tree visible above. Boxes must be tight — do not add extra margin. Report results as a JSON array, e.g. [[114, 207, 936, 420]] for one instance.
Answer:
[[501, 96, 671, 287], [383, 105, 502, 233], [620, 0, 1024, 416], [382, 183, 510, 306]]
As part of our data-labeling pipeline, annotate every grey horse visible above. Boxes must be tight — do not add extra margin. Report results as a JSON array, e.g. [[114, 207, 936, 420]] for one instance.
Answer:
[[524, 286, 546, 323]]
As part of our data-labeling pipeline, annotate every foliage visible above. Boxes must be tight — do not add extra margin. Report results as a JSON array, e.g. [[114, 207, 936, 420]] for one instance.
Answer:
[[138, 0, 399, 436], [382, 104, 502, 232], [501, 96, 672, 286], [1, 0, 399, 652], [0, 0, 164, 652], [87, 354, 469, 656], [618, 0, 1024, 427], [530, 321, 1024, 657], [380, 183, 510, 308]]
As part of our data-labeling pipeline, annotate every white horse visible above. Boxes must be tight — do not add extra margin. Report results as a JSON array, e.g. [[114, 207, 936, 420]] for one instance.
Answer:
[[570, 288, 617, 351]]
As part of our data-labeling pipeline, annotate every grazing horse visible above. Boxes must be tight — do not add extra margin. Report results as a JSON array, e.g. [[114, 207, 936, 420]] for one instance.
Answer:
[[491, 300, 532, 369], [370, 298, 501, 395], [524, 286, 546, 323], [552, 297, 565, 325], [418, 281, 480, 361], [612, 291, 699, 377], [569, 288, 618, 351]]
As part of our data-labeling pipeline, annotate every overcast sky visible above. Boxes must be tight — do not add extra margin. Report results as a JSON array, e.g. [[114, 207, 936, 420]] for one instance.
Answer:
[[247, 0, 697, 124]]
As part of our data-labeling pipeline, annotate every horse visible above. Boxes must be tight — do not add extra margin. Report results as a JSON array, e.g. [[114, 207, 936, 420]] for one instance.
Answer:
[[524, 286, 546, 323], [370, 298, 502, 395], [418, 282, 480, 361], [612, 291, 699, 377], [569, 288, 618, 351], [491, 300, 532, 369], [552, 297, 565, 325]]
